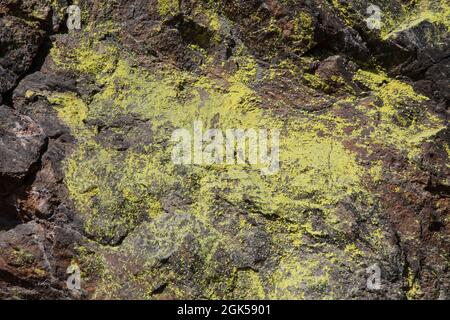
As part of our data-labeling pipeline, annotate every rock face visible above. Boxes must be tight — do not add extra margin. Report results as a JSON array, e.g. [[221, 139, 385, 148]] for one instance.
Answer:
[[0, 105, 46, 182], [0, 0, 449, 300]]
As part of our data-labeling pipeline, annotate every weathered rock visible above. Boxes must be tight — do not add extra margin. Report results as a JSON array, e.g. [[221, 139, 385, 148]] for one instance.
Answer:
[[0, 220, 83, 299], [0, 0, 449, 300], [381, 21, 450, 105], [0, 105, 46, 185], [0, 15, 46, 97]]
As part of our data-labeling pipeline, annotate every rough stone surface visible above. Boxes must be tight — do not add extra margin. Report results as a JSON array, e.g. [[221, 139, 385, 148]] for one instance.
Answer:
[[0, 0, 449, 300]]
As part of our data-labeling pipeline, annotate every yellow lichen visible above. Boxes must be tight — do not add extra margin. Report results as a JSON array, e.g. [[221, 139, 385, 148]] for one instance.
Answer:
[[291, 10, 315, 52], [382, 0, 450, 39]]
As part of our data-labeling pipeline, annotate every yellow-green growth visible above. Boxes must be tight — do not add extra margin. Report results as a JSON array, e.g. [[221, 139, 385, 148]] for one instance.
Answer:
[[12, 249, 35, 267], [302, 73, 330, 92], [291, 10, 315, 53], [406, 268, 422, 299], [48, 92, 89, 135], [51, 41, 118, 77], [50, 35, 437, 299], [157, 0, 179, 16], [233, 270, 266, 299]]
